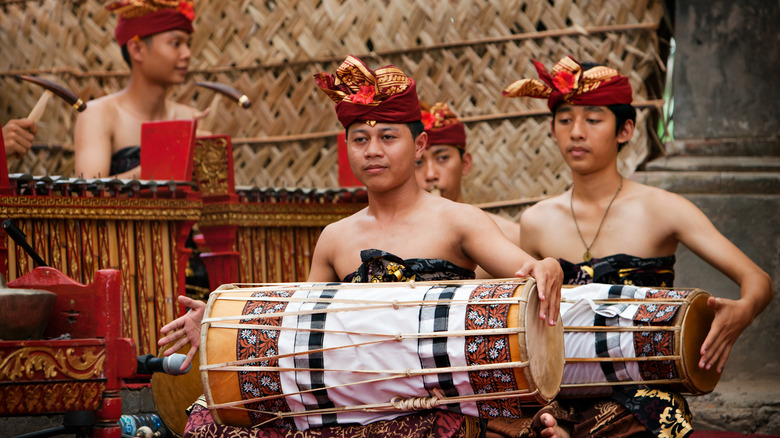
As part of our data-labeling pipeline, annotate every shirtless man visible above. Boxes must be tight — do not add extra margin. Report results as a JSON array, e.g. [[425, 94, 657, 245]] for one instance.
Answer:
[[73, 0, 203, 179], [2, 119, 37, 158], [415, 101, 521, 278], [503, 56, 774, 438], [159, 56, 563, 438]]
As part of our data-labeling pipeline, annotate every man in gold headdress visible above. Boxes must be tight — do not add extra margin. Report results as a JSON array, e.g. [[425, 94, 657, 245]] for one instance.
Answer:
[[159, 55, 563, 438], [415, 101, 521, 278], [500, 55, 773, 438], [73, 0, 204, 179]]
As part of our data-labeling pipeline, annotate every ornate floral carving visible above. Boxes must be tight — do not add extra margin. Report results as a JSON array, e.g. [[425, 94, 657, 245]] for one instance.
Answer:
[[0, 381, 105, 414], [0, 346, 105, 381], [194, 137, 230, 196]]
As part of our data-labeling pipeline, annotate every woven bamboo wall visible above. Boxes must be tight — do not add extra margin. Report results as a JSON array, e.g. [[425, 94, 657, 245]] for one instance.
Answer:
[[0, 0, 668, 204]]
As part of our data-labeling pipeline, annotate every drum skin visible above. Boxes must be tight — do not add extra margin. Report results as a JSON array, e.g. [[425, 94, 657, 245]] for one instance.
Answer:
[[679, 290, 720, 395], [200, 280, 564, 429]]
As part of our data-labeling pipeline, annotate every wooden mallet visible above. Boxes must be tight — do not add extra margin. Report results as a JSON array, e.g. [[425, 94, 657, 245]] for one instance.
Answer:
[[194, 81, 251, 132], [16, 75, 87, 123]]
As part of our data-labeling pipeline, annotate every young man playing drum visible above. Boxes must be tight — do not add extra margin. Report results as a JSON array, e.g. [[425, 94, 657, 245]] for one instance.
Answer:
[[160, 55, 564, 438], [502, 56, 774, 438], [73, 0, 205, 179]]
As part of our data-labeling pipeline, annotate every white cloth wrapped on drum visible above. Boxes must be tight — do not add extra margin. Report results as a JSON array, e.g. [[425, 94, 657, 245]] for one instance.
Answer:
[[560, 283, 681, 396]]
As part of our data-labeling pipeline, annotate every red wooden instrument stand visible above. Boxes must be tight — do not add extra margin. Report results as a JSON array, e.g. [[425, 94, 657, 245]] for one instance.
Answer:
[[0, 268, 136, 438], [192, 135, 240, 290]]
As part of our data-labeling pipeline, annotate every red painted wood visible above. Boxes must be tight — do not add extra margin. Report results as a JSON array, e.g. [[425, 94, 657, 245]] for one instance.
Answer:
[[140, 119, 197, 182], [3, 267, 137, 435], [338, 131, 364, 187]]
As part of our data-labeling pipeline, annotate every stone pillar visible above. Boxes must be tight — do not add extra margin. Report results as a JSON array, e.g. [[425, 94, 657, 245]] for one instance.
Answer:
[[635, 0, 779, 383]]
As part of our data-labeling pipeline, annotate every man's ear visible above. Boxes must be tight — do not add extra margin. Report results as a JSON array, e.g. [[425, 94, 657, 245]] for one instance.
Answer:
[[126, 37, 147, 64], [414, 131, 428, 159], [616, 119, 635, 144], [461, 151, 473, 176]]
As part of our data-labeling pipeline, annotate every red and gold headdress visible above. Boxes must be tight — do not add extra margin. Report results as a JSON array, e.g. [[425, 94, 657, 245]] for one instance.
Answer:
[[503, 56, 633, 111], [315, 55, 421, 129], [421, 102, 466, 150], [107, 0, 195, 46]]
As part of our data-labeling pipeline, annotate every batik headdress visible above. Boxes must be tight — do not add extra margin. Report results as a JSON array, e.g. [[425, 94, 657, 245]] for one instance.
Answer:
[[421, 102, 466, 150], [107, 0, 195, 46], [315, 55, 421, 129], [502, 56, 633, 111]]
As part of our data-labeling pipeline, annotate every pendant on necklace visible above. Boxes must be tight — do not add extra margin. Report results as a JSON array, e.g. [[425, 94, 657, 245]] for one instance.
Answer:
[[583, 251, 592, 262]]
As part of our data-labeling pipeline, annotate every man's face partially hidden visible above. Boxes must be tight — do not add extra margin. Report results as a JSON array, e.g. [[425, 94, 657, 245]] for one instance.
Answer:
[[346, 122, 426, 192], [414, 144, 472, 202]]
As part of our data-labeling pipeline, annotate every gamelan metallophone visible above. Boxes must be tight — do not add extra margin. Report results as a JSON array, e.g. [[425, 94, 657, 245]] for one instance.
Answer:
[[0, 175, 201, 356], [0, 172, 367, 357]]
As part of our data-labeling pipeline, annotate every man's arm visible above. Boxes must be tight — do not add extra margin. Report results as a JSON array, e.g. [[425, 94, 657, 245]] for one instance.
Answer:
[[2, 119, 37, 157], [459, 205, 562, 325], [487, 212, 521, 246], [73, 102, 117, 178], [664, 192, 774, 373], [307, 224, 341, 282], [518, 204, 546, 259]]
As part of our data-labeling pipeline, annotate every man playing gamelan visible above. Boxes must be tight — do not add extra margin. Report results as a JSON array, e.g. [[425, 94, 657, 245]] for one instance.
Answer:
[[74, 0, 205, 179]]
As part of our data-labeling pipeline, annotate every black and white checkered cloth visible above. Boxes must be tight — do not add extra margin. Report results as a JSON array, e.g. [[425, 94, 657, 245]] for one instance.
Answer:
[[417, 285, 462, 413], [294, 286, 339, 427], [594, 284, 638, 382]]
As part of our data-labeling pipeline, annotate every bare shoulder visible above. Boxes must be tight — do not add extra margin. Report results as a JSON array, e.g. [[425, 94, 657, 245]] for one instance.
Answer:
[[520, 193, 567, 228], [79, 93, 120, 121], [170, 101, 202, 119], [444, 197, 494, 225], [318, 208, 368, 245], [627, 181, 697, 212]]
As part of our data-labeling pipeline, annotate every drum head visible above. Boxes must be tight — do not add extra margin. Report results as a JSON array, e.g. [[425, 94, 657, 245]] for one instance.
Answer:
[[519, 280, 564, 403], [151, 344, 203, 437], [680, 290, 721, 395]]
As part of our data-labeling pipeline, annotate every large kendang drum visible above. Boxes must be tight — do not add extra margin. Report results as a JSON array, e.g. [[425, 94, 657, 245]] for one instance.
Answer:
[[559, 284, 721, 397], [200, 279, 564, 430]]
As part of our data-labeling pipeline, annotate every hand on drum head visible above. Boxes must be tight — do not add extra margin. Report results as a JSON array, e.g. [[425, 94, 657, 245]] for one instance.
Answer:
[[516, 257, 562, 326], [699, 296, 754, 373], [159, 295, 206, 372]]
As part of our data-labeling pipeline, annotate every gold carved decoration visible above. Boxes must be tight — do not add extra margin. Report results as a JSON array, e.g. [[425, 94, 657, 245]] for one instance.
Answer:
[[198, 202, 364, 227], [0, 382, 105, 414], [193, 137, 230, 196], [0, 346, 105, 381], [0, 196, 202, 221]]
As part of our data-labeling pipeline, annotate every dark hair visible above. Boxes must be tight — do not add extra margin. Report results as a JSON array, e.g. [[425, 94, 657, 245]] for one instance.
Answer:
[[345, 120, 425, 140], [552, 62, 637, 151], [120, 35, 153, 67]]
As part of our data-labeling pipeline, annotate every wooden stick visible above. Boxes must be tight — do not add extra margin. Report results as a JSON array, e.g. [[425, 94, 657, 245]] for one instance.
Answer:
[[27, 90, 53, 122], [198, 92, 222, 133]]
